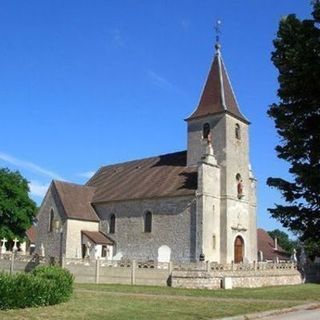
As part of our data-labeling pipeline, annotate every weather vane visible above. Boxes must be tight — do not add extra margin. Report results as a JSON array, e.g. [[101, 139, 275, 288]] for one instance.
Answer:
[[215, 20, 222, 45]]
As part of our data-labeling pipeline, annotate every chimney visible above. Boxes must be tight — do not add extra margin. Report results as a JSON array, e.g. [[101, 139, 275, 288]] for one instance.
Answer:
[[274, 237, 278, 251]]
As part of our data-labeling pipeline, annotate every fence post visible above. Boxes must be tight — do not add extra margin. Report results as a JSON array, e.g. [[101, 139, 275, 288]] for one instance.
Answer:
[[254, 260, 257, 271], [95, 257, 100, 284], [61, 254, 66, 269], [206, 260, 210, 272], [10, 251, 15, 275], [131, 260, 136, 285]]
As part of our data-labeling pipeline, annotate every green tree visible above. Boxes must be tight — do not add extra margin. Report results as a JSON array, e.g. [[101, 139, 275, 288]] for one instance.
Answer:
[[267, 229, 297, 254], [267, 1, 320, 257], [0, 168, 36, 240]]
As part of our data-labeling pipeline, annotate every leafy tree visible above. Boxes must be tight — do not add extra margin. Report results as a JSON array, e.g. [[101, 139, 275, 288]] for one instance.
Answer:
[[267, 1, 320, 257], [0, 168, 36, 240], [267, 229, 297, 254]]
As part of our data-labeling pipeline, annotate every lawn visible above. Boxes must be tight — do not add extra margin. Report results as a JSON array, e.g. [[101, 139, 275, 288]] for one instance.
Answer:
[[0, 284, 319, 320]]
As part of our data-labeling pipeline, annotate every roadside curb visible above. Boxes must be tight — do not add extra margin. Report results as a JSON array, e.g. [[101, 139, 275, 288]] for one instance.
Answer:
[[219, 302, 320, 320]]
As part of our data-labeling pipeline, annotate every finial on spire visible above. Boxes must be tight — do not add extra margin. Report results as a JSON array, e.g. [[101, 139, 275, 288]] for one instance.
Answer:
[[215, 20, 222, 51]]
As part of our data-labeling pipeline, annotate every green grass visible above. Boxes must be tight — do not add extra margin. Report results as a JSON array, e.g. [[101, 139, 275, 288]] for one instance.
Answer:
[[77, 283, 320, 301], [0, 284, 319, 320]]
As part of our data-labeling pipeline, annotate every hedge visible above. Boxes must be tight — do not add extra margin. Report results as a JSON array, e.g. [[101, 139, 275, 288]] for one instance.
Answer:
[[0, 265, 74, 310]]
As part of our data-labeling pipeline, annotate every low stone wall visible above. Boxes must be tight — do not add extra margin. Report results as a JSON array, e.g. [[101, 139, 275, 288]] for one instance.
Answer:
[[64, 259, 303, 289], [64, 258, 171, 286], [1, 254, 306, 290], [171, 268, 302, 289], [0, 253, 45, 274], [171, 271, 221, 289]]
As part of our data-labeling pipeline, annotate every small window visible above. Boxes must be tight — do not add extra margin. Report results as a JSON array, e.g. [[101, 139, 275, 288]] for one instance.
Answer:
[[49, 209, 54, 232], [202, 123, 210, 139], [101, 245, 107, 258], [109, 214, 115, 234], [235, 123, 241, 140], [212, 235, 216, 249], [144, 211, 152, 233]]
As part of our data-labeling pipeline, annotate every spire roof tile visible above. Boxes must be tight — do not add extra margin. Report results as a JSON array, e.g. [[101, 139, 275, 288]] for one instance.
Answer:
[[187, 48, 249, 123]]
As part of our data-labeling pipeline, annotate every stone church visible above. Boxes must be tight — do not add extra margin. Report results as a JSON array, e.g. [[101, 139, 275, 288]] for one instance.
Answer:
[[36, 40, 257, 264]]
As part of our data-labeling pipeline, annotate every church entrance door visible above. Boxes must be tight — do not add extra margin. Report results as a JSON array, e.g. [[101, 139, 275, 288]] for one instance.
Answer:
[[234, 236, 244, 263]]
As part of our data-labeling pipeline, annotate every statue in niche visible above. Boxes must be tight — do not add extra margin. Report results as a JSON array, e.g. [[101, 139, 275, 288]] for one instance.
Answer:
[[205, 132, 213, 155], [237, 180, 244, 199], [236, 173, 244, 199]]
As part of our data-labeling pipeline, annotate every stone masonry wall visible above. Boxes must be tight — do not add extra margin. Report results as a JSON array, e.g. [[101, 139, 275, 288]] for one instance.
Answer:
[[223, 114, 257, 263], [35, 185, 67, 260], [95, 195, 197, 262], [171, 269, 302, 289], [187, 114, 226, 167]]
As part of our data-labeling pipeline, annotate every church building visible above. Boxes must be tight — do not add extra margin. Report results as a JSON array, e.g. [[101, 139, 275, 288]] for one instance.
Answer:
[[36, 39, 257, 264]]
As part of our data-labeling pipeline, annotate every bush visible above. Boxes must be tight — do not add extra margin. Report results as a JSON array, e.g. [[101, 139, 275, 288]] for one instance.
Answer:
[[0, 266, 73, 310], [32, 265, 74, 304]]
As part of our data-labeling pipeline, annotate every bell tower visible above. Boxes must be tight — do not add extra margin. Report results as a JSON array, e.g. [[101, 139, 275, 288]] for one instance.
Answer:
[[187, 27, 257, 263]]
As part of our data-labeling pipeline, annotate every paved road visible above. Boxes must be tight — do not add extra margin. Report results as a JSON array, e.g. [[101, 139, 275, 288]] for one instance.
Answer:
[[263, 307, 320, 320]]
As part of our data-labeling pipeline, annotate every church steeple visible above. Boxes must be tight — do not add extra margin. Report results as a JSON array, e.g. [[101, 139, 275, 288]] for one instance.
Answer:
[[187, 35, 248, 124]]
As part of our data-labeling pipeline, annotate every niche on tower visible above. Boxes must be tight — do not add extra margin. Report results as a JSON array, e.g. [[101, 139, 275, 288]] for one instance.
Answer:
[[236, 173, 244, 199]]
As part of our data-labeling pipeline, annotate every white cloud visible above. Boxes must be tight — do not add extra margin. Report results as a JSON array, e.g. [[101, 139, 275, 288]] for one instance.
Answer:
[[78, 171, 95, 179], [29, 181, 50, 198], [181, 19, 190, 30], [0, 152, 63, 180], [147, 70, 174, 90], [109, 28, 125, 47]]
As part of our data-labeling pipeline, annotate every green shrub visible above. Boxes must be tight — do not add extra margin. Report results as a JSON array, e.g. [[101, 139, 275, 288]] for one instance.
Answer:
[[0, 266, 73, 310], [32, 265, 74, 304]]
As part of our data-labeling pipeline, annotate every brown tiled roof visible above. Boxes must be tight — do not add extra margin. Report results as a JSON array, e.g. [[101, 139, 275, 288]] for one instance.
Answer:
[[187, 50, 249, 123], [26, 225, 37, 243], [257, 228, 290, 261], [81, 231, 113, 245], [86, 151, 197, 203], [53, 180, 99, 222]]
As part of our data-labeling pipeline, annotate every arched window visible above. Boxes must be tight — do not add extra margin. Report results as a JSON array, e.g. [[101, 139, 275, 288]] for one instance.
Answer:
[[202, 123, 210, 139], [49, 209, 54, 232], [235, 123, 241, 140], [109, 214, 115, 234], [144, 211, 152, 233]]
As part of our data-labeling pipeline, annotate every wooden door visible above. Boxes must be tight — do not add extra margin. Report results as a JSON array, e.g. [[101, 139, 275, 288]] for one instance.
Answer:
[[234, 236, 244, 263]]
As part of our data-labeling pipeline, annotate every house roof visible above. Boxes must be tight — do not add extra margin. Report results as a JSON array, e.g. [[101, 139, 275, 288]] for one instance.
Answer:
[[26, 225, 37, 243], [53, 180, 99, 222], [187, 46, 248, 123], [257, 228, 290, 261], [86, 151, 197, 203], [81, 231, 114, 245]]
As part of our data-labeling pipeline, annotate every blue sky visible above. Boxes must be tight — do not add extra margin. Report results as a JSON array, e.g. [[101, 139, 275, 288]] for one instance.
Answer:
[[0, 1, 312, 235]]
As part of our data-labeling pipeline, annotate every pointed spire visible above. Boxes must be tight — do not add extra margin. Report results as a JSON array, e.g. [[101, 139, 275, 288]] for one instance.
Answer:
[[186, 24, 249, 123]]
